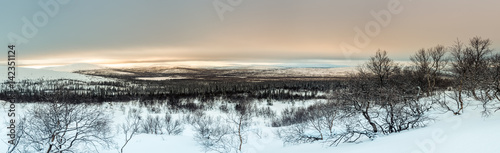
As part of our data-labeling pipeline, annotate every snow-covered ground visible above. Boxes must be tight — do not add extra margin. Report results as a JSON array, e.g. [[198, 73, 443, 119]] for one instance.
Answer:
[[1, 99, 499, 153], [264, 107, 500, 153]]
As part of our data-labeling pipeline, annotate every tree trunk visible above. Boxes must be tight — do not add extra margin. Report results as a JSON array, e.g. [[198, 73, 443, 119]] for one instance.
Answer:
[[456, 79, 464, 115], [362, 111, 377, 133], [238, 115, 243, 152], [47, 134, 55, 153]]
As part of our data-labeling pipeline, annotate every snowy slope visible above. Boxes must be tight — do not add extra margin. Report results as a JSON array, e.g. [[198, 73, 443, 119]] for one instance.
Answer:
[[1, 99, 499, 153], [111, 103, 500, 153], [0, 66, 112, 82], [262, 110, 500, 153], [42, 63, 105, 72]]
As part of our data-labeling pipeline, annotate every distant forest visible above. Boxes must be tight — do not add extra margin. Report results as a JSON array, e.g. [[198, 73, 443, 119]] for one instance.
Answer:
[[1, 78, 342, 108]]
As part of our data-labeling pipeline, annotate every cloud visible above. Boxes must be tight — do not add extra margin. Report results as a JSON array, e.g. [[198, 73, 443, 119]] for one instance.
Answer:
[[2, 0, 499, 65]]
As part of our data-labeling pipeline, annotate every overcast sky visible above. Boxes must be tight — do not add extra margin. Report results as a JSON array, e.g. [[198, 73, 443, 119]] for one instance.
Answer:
[[1, 0, 499, 66]]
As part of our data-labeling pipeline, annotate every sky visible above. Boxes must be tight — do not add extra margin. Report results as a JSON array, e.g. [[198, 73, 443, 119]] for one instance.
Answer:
[[1, 0, 499, 66]]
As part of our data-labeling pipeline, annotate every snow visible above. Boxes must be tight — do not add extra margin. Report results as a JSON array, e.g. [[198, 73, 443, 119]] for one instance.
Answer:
[[118, 135, 201, 153], [267, 113, 500, 153], [255, 67, 358, 77], [106, 70, 135, 75], [0, 66, 113, 82], [136, 76, 188, 81], [1, 98, 499, 153], [42, 63, 105, 72]]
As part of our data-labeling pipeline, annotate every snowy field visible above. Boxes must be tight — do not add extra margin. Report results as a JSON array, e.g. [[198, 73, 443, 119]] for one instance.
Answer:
[[1, 98, 499, 153]]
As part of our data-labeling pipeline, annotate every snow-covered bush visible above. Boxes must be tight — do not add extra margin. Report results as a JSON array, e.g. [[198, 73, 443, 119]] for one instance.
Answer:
[[192, 115, 235, 153], [163, 113, 184, 135]]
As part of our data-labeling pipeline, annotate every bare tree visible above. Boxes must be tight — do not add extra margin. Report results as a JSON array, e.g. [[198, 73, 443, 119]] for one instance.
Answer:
[[449, 39, 467, 114], [163, 113, 184, 135], [326, 118, 375, 146], [411, 45, 447, 96], [478, 46, 500, 116], [120, 109, 142, 153], [228, 103, 253, 152], [141, 115, 162, 134], [23, 102, 113, 153], [337, 50, 431, 137], [191, 102, 253, 153], [489, 54, 500, 99], [449, 37, 493, 114], [377, 87, 431, 134], [277, 123, 314, 145], [488, 54, 500, 113], [192, 115, 234, 153], [339, 71, 380, 134], [435, 90, 467, 115], [465, 37, 493, 98], [366, 50, 396, 87], [276, 101, 343, 145], [411, 48, 431, 92], [346, 51, 399, 134], [428, 45, 447, 92]]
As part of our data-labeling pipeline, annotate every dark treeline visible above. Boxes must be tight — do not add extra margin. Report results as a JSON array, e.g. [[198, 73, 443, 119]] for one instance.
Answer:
[[0, 77, 342, 109]]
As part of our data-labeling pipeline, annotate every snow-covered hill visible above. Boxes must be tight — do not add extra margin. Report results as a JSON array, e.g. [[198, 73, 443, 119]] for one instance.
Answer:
[[0, 66, 112, 82], [42, 63, 105, 72]]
